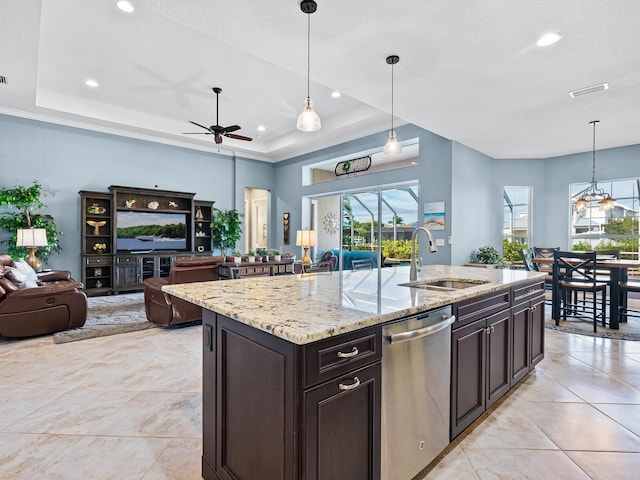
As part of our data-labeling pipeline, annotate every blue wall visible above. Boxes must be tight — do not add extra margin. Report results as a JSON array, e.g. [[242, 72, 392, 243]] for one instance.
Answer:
[[493, 144, 640, 251], [2, 112, 639, 279], [0, 114, 275, 279], [274, 124, 455, 265]]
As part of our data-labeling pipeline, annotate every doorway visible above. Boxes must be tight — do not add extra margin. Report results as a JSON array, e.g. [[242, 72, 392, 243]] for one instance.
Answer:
[[244, 188, 270, 253]]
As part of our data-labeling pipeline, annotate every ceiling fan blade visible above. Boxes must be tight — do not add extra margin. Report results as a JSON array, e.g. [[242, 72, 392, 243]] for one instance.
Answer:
[[214, 135, 223, 144], [182, 132, 213, 135], [225, 133, 253, 142], [223, 125, 241, 133], [189, 120, 212, 132]]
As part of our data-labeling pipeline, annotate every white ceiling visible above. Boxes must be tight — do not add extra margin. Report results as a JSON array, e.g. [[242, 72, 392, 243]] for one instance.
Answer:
[[1, 0, 639, 163]]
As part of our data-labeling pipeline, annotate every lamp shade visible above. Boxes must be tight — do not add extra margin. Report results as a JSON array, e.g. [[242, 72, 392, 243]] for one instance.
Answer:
[[297, 98, 321, 132], [296, 229, 317, 247], [16, 228, 48, 247]]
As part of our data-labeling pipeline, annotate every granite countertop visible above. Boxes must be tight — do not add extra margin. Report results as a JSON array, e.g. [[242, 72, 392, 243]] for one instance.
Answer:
[[163, 265, 545, 345]]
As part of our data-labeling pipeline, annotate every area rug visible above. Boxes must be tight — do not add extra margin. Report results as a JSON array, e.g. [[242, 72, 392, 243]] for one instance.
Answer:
[[53, 292, 156, 344], [544, 304, 640, 341]]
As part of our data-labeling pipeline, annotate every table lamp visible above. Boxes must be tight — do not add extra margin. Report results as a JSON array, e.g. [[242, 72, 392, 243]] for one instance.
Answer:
[[16, 228, 48, 272], [296, 229, 316, 264]]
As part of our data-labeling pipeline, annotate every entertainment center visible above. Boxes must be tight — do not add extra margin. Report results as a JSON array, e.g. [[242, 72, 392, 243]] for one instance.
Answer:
[[80, 185, 214, 296]]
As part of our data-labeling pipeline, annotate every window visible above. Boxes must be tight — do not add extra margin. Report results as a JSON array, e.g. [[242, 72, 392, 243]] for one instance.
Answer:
[[570, 177, 639, 259], [503, 186, 531, 248]]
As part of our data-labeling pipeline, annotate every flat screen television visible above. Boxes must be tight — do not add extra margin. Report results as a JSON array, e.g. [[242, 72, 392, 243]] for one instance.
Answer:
[[116, 210, 188, 251]]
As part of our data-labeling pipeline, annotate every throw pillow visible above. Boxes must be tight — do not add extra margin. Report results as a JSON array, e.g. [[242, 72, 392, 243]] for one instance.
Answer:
[[5, 266, 38, 289], [14, 260, 40, 287]]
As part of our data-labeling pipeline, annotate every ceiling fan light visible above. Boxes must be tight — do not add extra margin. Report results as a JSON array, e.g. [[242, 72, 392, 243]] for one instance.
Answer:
[[383, 130, 402, 155], [574, 198, 587, 213], [297, 97, 321, 132]]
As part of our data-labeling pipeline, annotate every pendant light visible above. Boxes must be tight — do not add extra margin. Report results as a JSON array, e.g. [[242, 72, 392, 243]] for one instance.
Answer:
[[383, 55, 402, 155], [297, 0, 321, 132], [574, 120, 615, 213]]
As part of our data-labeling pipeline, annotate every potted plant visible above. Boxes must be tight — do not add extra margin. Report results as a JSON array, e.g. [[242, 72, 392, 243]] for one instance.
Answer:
[[247, 249, 256, 263], [232, 249, 243, 264], [471, 245, 502, 267], [0, 181, 62, 265], [211, 208, 243, 257], [271, 248, 282, 262]]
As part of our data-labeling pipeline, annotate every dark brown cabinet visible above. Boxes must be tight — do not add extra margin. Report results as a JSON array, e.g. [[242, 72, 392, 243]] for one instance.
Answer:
[[511, 282, 545, 383], [79, 191, 113, 296], [303, 362, 381, 480], [202, 310, 381, 480], [80, 186, 214, 295], [194, 200, 213, 254], [450, 308, 510, 439], [451, 279, 544, 440]]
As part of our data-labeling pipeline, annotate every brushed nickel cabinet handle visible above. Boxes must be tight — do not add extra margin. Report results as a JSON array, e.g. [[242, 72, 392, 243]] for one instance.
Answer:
[[337, 346, 359, 358], [339, 376, 360, 391]]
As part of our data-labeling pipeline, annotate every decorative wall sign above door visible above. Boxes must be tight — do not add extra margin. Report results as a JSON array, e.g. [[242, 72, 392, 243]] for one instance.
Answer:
[[334, 155, 371, 176]]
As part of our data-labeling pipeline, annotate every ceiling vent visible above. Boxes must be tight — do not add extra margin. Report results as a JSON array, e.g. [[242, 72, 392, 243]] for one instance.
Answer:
[[0, 76, 7, 85], [569, 82, 608, 98]]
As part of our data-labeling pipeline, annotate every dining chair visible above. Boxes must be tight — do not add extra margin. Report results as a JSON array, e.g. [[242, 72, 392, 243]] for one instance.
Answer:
[[519, 248, 537, 272], [619, 280, 640, 321], [553, 250, 608, 332], [533, 246, 558, 292]]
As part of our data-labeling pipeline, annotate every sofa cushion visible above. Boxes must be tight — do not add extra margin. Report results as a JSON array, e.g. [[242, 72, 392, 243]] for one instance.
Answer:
[[14, 260, 40, 287]]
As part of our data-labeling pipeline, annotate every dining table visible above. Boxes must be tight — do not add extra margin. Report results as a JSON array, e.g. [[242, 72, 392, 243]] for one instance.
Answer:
[[533, 257, 640, 329]]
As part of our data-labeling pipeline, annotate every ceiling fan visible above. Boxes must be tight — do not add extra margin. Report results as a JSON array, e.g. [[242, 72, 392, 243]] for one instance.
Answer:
[[183, 87, 252, 144]]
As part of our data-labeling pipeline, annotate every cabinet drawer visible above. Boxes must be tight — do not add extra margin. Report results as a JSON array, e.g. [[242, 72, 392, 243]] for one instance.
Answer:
[[85, 255, 111, 266], [453, 289, 511, 329], [116, 255, 138, 264], [512, 281, 545, 306], [303, 326, 381, 388]]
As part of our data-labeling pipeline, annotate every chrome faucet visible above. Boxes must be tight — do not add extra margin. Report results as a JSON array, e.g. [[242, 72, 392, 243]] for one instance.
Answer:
[[410, 226, 437, 282]]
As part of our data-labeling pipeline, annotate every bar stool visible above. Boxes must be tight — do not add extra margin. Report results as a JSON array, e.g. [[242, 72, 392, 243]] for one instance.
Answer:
[[619, 280, 640, 321], [554, 250, 608, 332]]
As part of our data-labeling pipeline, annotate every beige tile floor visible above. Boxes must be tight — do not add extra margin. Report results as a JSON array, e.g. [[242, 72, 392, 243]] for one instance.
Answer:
[[2, 320, 640, 479]]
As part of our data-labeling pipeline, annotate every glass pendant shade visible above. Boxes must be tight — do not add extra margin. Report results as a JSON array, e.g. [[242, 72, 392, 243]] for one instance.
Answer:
[[297, 97, 321, 132], [599, 197, 615, 211], [574, 198, 587, 213], [383, 130, 402, 155]]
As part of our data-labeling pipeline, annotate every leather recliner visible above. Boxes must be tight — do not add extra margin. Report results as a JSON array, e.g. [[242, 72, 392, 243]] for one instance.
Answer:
[[143, 256, 226, 326], [0, 254, 87, 338]]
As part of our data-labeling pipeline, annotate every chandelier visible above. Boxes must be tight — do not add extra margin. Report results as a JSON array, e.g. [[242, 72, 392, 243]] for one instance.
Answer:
[[574, 120, 615, 213]]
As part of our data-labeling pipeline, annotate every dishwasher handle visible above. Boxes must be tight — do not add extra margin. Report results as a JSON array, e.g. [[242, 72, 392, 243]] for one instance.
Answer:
[[386, 314, 455, 344]]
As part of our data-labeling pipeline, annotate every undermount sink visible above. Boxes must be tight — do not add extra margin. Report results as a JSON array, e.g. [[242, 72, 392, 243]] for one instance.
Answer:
[[398, 278, 490, 291]]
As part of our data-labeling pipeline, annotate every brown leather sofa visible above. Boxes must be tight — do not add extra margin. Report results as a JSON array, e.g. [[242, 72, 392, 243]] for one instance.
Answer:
[[144, 256, 226, 326], [0, 254, 87, 338]]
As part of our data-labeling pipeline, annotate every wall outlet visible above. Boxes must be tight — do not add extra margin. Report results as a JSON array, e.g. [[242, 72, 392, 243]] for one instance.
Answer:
[[448, 235, 452, 245]]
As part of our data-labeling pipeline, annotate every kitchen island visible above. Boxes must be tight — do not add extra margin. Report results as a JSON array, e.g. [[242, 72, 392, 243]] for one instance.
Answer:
[[164, 265, 545, 480]]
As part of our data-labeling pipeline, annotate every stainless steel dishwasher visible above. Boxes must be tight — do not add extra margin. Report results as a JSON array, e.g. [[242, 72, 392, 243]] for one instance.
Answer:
[[381, 306, 455, 480]]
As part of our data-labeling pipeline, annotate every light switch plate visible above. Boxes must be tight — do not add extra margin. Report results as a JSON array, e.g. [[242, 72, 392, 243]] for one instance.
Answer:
[[435, 238, 445, 247]]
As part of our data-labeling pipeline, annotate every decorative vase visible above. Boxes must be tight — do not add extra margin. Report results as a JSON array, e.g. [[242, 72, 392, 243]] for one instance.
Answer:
[[248, 256, 256, 263], [274, 255, 282, 262], [234, 256, 242, 264]]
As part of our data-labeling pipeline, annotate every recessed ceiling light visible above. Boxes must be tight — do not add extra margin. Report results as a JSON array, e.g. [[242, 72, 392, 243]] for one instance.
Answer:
[[85, 79, 99, 88], [116, 1, 134, 13], [569, 82, 609, 98], [536, 32, 562, 47], [257, 125, 266, 132], [331, 91, 341, 98]]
